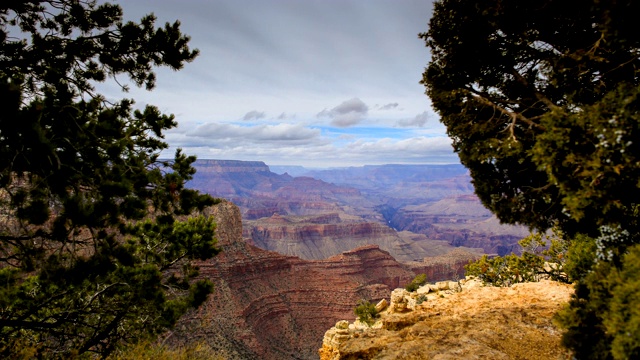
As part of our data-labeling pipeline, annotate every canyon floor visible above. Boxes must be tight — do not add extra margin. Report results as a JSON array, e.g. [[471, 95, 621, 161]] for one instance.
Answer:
[[320, 279, 574, 360]]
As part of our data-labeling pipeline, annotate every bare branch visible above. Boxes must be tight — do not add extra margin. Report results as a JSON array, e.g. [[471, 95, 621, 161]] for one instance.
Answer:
[[465, 88, 545, 141], [510, 70, 562, 111]]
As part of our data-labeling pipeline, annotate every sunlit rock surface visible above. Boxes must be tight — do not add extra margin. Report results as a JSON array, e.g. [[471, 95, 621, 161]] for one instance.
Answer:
[[319, 279, 573, 360]]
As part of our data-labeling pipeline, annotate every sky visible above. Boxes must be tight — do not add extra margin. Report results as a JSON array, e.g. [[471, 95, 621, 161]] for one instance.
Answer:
[[105, 0, 458, 168]]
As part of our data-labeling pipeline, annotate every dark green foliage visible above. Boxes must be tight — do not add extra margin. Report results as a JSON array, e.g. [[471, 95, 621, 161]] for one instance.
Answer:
[[0, 1, 220, 358], [556, 244, 640, 360], [354, 300, 379, 327], [562, 234, 598, 282], [422, 0, 640, 235], [405, 273, 427, 292], [606, 245, 640, 359], [423, 2, 640, 357]]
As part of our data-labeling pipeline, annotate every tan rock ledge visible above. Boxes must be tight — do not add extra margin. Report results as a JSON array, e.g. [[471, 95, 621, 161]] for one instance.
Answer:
[[319, 279, 573, 360]]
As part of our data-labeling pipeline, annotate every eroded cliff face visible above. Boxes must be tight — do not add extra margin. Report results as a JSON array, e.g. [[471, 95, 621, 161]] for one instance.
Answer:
[[187, 160, 528, 260], [242, 213, 441, 262], [389, 195, 529, 256], [168, 202, 476, 360]]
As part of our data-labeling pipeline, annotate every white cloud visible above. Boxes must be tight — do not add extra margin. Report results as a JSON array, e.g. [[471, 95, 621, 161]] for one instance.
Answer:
[[330, 98, 369, 115], [379, 102, 399, 110], [167, 125, 457, 166], [347, 136, 452, 155], [115, 1, 451, 167], [168, 123, 325, 151]]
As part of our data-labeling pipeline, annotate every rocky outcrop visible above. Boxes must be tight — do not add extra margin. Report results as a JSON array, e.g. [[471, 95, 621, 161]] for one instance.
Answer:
[[188, 160, 382, 222], [319, 279, 573, 360], [188, 160, 291, 197]]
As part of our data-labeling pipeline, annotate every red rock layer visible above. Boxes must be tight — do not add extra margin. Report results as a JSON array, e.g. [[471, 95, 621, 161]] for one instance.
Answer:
[[242, 213, 437, 262]]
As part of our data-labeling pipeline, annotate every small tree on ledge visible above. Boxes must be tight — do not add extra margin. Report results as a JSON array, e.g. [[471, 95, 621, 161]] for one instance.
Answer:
[[354, 300, 379, 327]]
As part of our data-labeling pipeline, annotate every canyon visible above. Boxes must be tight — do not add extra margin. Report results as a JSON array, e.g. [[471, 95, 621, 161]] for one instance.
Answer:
[[242, 212, 483, 262], [169, 201, 477, 359], [176, 160, 533, 358], [188, 160, 528, 260]]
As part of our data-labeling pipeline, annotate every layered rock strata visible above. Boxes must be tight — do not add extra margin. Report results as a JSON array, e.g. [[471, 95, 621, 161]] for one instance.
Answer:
[[389, 195, 529, 255], [168, 202, 476, 359], [187, 160, 529, 259], [243, 213, 438, 261]]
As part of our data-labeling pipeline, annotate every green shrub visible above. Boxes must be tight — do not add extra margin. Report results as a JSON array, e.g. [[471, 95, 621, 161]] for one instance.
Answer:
[[563, 233, 598, 282], [354, 300, 379, 326], [465, 228, 571, 287], [465, 253, 541, 287], [405, 273, 428, 292], [520, 228, 570, 283]]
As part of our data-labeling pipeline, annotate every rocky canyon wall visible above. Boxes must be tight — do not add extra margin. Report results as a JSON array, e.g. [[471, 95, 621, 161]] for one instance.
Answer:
[[187, 160, 528, 260], [168, 202, 475, 359], [242, 213, 434, 262]]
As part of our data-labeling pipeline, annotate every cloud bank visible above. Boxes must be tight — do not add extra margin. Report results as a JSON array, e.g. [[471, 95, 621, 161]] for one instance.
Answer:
[[113, 1, 454, 167]]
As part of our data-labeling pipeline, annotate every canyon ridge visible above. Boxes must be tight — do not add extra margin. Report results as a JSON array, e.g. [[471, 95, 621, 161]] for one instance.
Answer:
[[188, 160, 529, 260]]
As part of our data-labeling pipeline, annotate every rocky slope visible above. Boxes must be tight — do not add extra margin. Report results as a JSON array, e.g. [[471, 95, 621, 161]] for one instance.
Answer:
[[188, 160, 527, 260], [167, 202, 478, 360], [189, 160, 381, 221], [319, 279, 573, 360], [242, 213, 482, 262], [389, 195, 529, 255]]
